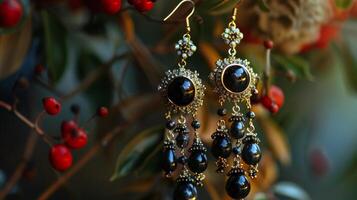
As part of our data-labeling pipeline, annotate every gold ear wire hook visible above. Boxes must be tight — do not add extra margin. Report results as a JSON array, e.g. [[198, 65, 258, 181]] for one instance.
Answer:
[[163, 0, 195, 32]]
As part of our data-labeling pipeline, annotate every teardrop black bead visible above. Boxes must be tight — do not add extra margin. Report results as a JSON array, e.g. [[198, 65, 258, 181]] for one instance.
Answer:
[[242, 142, 261, 165], [230, 120, 245, 139], [161, 149, 177, 173], [176, 133, 190, 148], [173, 181, 197, 200], [211, 136, 232, 159], [225, 173, 250, 199], [188, 150, 208, 173]]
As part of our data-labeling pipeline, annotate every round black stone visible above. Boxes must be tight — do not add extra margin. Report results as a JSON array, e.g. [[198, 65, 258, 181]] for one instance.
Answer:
[[232, 147, 241, 155], [166, 120, 176, 130], [191, 120, 201, 130], [242, 143, 261, 165], [230, 121, 245, 139], [161, 149, 177, 173], [173, 182, 197, 200], [188, 151, 208, 173], [211, 136, 232, 159], [222, 64, 250, 93], [225, 173, 250, 199], [246, 111, 255, 119], [168, 77, 195, 106], [176, 133, 190, 148], [217, 108, 227, 116], [178, 156, 188, 165]]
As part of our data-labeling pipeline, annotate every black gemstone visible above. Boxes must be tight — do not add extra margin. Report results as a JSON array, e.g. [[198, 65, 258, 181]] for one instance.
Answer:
[[168, 77, 195, 106], [246, 111, 255, 119], [225, 173, 251, 199], [188, 151, 208, 173], [217, 108, 227, 116], [191, 120, 201, 130], [162, 149, 177, 173], [230, 121, 245, 139], [178, 156, 188, 165], [242, 143, 261, 165], [166, 120, 176, 130], [176, 133, 190, 148], [222, 64, 250, 93], [173, 182, 197, 200], [211, 136, 232, 159], [232, 147, 241, 155]]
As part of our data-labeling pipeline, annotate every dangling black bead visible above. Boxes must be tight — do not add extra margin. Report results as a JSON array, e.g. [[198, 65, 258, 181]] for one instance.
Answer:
[[225, 172, 251, 199], [211, 135, 232, 159], [217, 108, 227, 116], [161, 148, 177, 174], [173, 181, 197, 200], [232, 146, 241, 155], [176, 133, 190, 148], [230, 120, 245, 139], [188, 150, 208, 173], [178, 156, 188, 165], [242, 142, 261, 165], [191, 120, 201, 130], [166, 120, 176, 130], [246, 111, 255, 119]]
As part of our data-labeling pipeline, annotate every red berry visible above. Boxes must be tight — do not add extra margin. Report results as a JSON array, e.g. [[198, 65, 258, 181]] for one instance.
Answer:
[[42, 97, 61, 115], [62, 128, 88, 149], [61, 120, 78, 134], [97, 106, 109, 117], [269, 102, 279, 114], [49, 144, 73, 171], [135, 0, 154, 12], [0, 0, 23, 28], [34, 64, 45, 75], [269, 85, 284, 108], [101, 0, 121, 14], [263, 40, 274, 49]]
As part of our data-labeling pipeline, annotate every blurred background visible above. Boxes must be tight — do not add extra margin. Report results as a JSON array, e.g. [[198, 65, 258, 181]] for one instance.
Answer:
[[0, 0, 357, 199]]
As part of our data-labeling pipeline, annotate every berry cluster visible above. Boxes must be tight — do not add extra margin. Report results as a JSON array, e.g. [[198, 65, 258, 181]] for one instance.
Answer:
[[128, 0, 155, 12], [42, 97, 108, 171], [0, 0, 23, 28]]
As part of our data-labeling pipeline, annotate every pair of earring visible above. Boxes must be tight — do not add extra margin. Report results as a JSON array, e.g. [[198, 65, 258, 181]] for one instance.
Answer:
[[158, 1, 262, 200]]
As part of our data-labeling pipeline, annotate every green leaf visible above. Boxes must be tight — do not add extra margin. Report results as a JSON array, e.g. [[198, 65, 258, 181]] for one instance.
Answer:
[[203, 0, 241, 15], [272, 55, 314, 81], [273, 182, 311, 200], [333, 41, 357, 92], [257, 0, 270, 12], [110, 126, 163, 181], [335, 0, 355, 9], [42, 11, 68, 84]]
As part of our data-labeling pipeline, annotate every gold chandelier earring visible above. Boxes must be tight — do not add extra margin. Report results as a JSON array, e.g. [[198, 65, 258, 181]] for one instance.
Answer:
[[158, 1, 207, 199], [209, 6, 262, 199]]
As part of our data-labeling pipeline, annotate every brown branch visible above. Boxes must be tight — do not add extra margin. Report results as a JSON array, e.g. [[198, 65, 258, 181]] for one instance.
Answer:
[[61, 53, 130, 101], [0, 100, 53, 145], [0, 133, 38, 199], [37, 96, 161, 200]]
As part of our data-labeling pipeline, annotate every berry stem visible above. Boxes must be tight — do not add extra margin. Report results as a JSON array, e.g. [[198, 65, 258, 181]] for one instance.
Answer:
[[263, 48, 272, 95], [37, 96, 160, 200], [0, 100, 54, 146]]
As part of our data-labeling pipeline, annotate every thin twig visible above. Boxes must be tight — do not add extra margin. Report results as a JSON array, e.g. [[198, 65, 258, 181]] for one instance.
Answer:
[[0, 133, 38, 199], [0, 100, 53, 145], [37, 96, 161, 200]]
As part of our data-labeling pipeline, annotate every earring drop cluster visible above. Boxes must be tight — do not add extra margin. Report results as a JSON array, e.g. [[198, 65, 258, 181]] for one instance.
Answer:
[[210, 7, 262, 199], [158, 2, 207, 199]]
